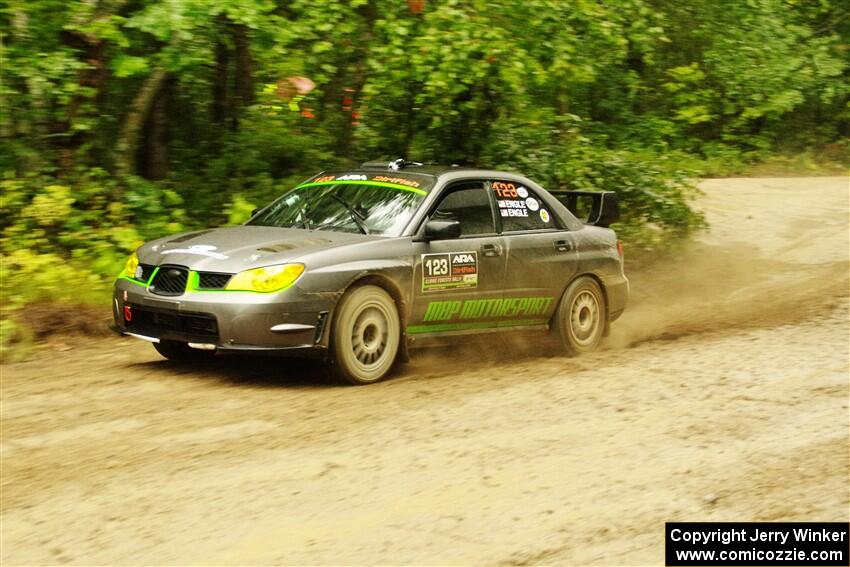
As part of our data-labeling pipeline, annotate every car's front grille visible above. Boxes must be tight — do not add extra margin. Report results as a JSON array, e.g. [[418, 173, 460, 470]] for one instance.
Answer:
[[150, 266, 188, 296], [128, 306, 218, 339], [197, 272, 232, 290]]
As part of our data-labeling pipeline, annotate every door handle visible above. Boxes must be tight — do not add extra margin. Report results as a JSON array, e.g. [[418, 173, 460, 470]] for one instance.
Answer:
[[481, 243, 502, 257], [554, 239, 572, 252]]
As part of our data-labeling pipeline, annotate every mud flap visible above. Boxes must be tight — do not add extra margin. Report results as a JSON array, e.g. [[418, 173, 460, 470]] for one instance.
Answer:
[[397, 332, 411, 363]]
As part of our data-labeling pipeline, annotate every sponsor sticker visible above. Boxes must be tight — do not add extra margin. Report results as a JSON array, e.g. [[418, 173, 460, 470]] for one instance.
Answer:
[[422, 251, 478, 292], [370, 175, 422, 188], [494, 182, 542, 218], [422, 296, 554, 322], [309, 174, 422, 188], [540, 209, 550, 223], [498, 199, 529, 217]]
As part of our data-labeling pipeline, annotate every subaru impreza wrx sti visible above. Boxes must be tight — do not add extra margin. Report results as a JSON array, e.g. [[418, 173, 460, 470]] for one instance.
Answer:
[[113, 159, 629, 384]]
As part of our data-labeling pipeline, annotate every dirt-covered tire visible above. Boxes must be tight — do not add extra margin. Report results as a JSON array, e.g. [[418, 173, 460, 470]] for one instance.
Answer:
[[153, 340, 214, 362], [553, 276, 607, 356], [329, 285, 400, 385]]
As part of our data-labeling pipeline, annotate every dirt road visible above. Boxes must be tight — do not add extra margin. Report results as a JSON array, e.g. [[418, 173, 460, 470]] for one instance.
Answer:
[[2, 177, 848, 566]]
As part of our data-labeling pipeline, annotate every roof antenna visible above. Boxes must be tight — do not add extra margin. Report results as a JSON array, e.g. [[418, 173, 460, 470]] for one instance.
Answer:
[[389, 158, 423, 171]]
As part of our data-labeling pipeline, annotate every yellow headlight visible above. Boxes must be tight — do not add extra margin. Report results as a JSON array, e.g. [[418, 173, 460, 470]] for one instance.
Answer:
[[225, 263, 305, 293], [122, 251, 140, 279]]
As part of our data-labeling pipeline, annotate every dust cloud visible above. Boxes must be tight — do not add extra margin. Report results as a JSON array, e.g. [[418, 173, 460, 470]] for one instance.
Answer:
[[610, 243, 848, 348]]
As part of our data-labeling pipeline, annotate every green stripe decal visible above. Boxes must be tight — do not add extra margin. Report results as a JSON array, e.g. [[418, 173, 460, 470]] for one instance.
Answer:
[[118, 275, 147, 287], [186, 271, 201, 291], [295, 180, 427, 195], [406, 319, 548, 335], [118, 266, 158, 288]]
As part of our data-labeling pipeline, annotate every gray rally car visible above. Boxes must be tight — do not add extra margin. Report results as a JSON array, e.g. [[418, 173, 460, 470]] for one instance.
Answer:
[[112, 159, 629, 384]]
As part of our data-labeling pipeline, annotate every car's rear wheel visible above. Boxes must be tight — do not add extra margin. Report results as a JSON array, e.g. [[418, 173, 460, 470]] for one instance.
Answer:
[[330, 285, 400, 385], [153, 340, 214, 362], [553, 276, 606, 355]]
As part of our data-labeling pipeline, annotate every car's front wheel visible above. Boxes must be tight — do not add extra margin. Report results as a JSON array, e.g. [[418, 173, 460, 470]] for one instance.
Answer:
[[330, 285, 400, 385], [553, 276, 607, 355], [153, 340, 214, 362]]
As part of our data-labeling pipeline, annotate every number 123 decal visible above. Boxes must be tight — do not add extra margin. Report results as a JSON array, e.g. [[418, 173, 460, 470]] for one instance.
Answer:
[[421, 252, 478, 292]]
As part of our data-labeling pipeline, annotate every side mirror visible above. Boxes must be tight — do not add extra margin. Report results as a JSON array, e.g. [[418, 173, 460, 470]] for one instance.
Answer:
[[417, 219, 462, 242]]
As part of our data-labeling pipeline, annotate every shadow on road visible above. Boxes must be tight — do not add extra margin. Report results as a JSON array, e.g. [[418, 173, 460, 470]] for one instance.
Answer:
[[122, 339, 563, 389], [124, 354, 335, 389]]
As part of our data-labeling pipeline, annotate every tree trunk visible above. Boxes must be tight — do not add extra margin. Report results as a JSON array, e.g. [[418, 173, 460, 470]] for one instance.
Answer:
[[141, 76, 172, 180], [233, 24, 254, 112], [212, 21, 230, 126], [115, 68, 168, 176], [54, 1, 129, 174], [212, 21, 253, 132], [0, 31, 9, 140]]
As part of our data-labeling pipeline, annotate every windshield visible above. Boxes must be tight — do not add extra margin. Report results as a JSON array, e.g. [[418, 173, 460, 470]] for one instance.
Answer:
[[247, 179, 427, 236]]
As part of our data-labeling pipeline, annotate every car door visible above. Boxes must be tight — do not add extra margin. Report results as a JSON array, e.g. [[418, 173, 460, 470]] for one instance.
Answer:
[[489, 179, 578, 324], [408, 180, 507, 334]]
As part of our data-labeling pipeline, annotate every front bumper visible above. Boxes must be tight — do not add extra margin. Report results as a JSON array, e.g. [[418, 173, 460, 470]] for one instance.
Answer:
[[112, 278, 334, 355]]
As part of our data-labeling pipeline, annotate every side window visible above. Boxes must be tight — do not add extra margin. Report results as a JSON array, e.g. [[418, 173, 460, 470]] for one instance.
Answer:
[[431, 182, 495, 236], [491, 180, 555, 232]]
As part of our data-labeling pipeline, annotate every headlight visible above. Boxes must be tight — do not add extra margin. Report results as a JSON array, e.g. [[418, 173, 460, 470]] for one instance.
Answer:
[[225, 263, 305, 292], [122, 251, 140, 279]]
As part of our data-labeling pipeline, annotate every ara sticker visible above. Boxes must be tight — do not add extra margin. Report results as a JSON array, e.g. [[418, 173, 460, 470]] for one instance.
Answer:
[[422, 251, 478, 292], [540, 209, 550, 223], [517, 186, 529, 198], [526, 197, 539, 211]]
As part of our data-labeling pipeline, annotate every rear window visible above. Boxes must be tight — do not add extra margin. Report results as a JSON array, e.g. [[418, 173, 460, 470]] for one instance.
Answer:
[[491, 180, 557, 231]]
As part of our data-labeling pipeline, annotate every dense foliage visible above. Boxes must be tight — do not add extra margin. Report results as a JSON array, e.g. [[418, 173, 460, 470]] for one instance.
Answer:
[[1, 0, 848, 346]]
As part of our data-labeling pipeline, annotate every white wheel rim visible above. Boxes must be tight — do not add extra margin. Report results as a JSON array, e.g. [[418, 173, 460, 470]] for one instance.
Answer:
[[569, 289, 600, 347], [349, 301, 391, 369]]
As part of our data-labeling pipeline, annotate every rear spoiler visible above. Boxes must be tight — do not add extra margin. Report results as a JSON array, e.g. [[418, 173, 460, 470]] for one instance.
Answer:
[[549, 190, 620, 228]]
